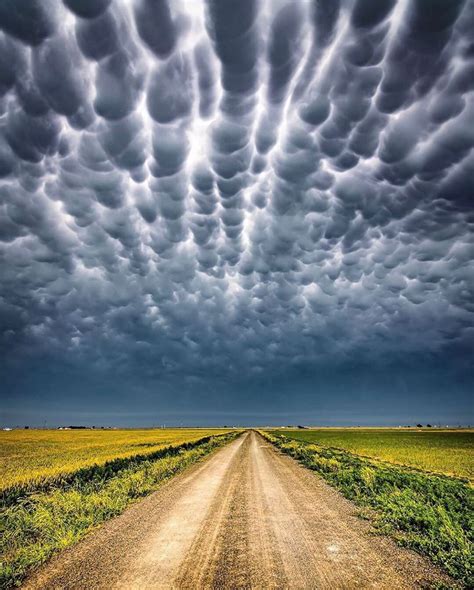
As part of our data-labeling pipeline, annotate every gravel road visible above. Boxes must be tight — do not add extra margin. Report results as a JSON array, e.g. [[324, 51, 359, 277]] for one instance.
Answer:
[[24, 431, 453, 589]]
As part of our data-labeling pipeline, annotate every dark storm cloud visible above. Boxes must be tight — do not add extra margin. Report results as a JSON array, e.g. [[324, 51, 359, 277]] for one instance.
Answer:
[[147, 54, 193, 123], [0, 0, 473, 422], [206, 0, 259, 94], [33, 34, 86, 116], [0, 0, 56, 46], [193, 41, 217, 119], [75, 10, 119, 61], [267, 3, 304, 104], [5, 107, 61, 162], [94, 51, 145, 120], [63, 0, 111, 19], [134, 0, 176, 59]]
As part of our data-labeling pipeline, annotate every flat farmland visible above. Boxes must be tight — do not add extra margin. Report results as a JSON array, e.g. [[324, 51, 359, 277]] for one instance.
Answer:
[[17, 433, 457, 590], [1, 430, 471, 588], [0, 428, 230, 491], [267, 428, 474, 480]]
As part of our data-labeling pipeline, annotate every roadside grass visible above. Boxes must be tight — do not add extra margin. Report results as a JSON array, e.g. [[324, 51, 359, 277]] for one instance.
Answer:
[[0, 432, 239, 589], [262, 431, 473, 588], [267, 429, 474, 480]]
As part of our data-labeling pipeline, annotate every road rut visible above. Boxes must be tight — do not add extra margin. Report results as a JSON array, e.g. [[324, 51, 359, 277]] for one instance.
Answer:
[[24, 431, 453, 589]]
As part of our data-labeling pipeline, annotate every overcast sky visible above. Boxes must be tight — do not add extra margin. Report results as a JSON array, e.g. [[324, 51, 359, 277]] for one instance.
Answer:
[[0, 0, 473, 427]]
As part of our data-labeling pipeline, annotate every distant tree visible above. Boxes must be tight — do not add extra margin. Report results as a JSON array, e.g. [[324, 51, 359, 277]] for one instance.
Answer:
[[426, 424, 432, 428], [416, 423, 423, 428], [24, 425, 29, 429]]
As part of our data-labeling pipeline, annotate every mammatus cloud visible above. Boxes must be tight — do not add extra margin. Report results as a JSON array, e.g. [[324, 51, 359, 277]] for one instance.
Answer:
[[0, 0, 473, 406]]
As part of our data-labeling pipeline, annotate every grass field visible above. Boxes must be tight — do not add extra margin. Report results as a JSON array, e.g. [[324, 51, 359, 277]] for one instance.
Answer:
[[0, 429, 238, 588], [0, 428, 230, 492], [268, 429, 474, 480], [263, 430, 473, 586]]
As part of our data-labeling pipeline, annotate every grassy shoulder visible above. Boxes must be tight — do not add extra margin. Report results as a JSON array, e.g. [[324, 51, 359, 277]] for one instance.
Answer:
[[0, 431, 239, 589], [262, 431, 473, 587]]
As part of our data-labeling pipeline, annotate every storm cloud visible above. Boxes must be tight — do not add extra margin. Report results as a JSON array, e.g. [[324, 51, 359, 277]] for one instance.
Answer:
[[0, 0, 473, 425]]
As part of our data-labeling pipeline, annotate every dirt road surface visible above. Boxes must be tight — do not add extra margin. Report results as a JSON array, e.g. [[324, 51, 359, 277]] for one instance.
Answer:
[[24, 431, 453, 589]]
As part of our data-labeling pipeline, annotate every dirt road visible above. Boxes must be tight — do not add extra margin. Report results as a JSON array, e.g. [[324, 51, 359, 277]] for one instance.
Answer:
[[24, 431, 452, 589]]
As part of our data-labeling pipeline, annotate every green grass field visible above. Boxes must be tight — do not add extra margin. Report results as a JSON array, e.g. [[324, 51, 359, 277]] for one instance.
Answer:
[[268, 429, 474, 480], [0, 428, 231, 492], [264, 430, 473, 586], [0, 429, 238, 588]]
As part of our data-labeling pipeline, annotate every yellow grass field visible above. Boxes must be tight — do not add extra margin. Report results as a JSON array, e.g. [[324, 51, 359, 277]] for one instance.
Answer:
[[0, 428, 230, 491]]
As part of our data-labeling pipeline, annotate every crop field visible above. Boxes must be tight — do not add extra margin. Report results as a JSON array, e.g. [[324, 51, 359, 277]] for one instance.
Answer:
[[268, 428, 474, 480], [0, 428, 230, 492], [0, 429, 238, 588]]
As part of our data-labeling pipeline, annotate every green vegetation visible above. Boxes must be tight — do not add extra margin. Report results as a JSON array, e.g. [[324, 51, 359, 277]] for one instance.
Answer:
[[269, 429, 474, 480], [0, 428, 230, 492], [0, 431, 238, 589], [263, 431, 473, 587]]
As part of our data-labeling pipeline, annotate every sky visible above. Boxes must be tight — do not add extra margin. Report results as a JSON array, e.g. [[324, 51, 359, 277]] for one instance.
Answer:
[[0, 0, 473, 427]]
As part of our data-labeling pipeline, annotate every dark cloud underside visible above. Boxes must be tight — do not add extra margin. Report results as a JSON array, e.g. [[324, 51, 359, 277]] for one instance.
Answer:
[[0, 0, 473, 424]]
